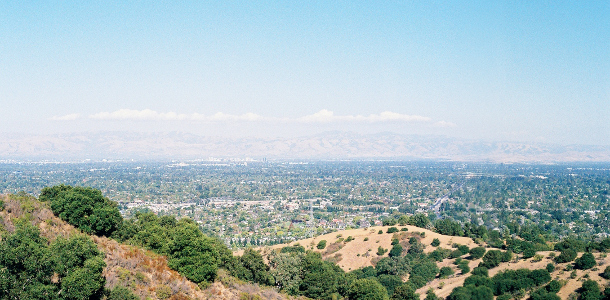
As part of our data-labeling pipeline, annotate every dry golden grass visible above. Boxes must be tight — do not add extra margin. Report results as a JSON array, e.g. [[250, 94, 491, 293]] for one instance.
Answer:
[[252, 225, 610, 300], [254, 225, 477, 271]]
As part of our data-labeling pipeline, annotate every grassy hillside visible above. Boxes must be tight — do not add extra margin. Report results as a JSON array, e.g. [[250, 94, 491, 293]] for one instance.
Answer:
[[260, 225, 610, 300]]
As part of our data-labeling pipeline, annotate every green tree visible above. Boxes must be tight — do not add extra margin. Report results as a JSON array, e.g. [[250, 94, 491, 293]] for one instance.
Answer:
[[348, 278, 388, 300], [601, 266, 610, 279], [439, 266, 455, 278], [0, 224, 106, 300], [579, 280, 602, 300], [40, 185, 122, 237], [389, 244, 403, 257], [392, 284, 419, 300], [431, 238, 441, 247], [408, 214, 431, 229], [469, 247, 486, 259], [298, 252, 346, 300], [555, 249, 577, 263], [575, 253, 596, 270], [317, 240, 327, 249], [376, 274, 403, 295], [426, 289, 439, 300], [480, 250, 502, 269], [239, 249, 274, 285], [268, 251, 303, 294]]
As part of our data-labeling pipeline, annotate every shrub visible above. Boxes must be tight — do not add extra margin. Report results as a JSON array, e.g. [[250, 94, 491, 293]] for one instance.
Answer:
[[387, 227, 399, 234], [401, 228, 408, 232], [429, 248, 450, 262], [480, 250, 502, 269], [317, 240, 327, 249], [501, 250, 513, 262], [383, 218, 398, 226], [391, 238, 399, 245], [602, 266, 610, 279], [472, 266, 489, 277], [523, 248, 537, 259], [458, 245, 470, 255], [579, 280, 602, 300], [108, 286, 139, 300], [389, 244, 403, 257], [40, 185, 122, 236], [439, 267, 454, 278], [574, 252, 596, 270], [431, 238, 440, 247], [156, 285, 172, 299], [393, 284, 419, 300], [458, 263, 470, 274], [450, 249, 463, 259], [546, 263, 555, 273], [379, 230, 384, 234], [546, 280, 562, 293], [555, 249, 577, 263], [347, 278, 389, 300], [376, 274, 403, 295], [377, 246, 388, 256], [364, 237, 369, 241], [426, 289, 439, 300], [346, 236, 355, 242], [469, 247, 486, 259]]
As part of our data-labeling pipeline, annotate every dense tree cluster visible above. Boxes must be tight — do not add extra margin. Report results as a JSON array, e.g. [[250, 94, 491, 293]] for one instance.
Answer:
[[448, 267, 553, 300], [0, 224, 106, 299], [113, 212, 237, 285], [40, 184, 122, 236]]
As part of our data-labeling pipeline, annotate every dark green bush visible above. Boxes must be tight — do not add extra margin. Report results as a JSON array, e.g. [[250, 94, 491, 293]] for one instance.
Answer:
[[387, 227, 399, 234], [40, 184, 122, 237], [554, 249, 577, 263], [317, 240, 327, 249], [439, 266, 454, 278], [602, 266, 610, 279], [574, 252, 596, 270], [431, 238, 440, 247], [347, 278, 388, 300], [469, 247, 486, 259], [389, 244, 403, 257]]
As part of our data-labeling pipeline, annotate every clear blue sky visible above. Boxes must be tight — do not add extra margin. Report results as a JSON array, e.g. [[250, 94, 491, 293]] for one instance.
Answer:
[[1, 1, 608, 144]]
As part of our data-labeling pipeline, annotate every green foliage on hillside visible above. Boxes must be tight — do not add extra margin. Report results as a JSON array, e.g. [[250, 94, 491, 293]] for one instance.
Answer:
[[113, 212, 236, 285], [317, 240, 327, 249], [0, 224, 105, 299], [555, 249, 577, 263], [40, 184, 122, 236], [448, 266, 554, 300], [347, 278, 389, 300], [575, 252, 596, 270]]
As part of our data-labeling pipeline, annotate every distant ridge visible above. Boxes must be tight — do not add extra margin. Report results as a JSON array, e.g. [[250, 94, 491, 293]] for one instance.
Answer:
[[1, 131, 610, 162]]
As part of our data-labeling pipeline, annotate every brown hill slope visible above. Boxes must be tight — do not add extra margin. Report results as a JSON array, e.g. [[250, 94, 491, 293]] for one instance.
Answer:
[[0, 194, 293, 300]]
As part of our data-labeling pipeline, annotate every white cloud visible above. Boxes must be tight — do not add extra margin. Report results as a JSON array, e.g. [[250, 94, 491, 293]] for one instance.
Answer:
[[54, 109, 449, 126], [432, 121, 457, 128], [49, 113, 81, 121], [298, 110, 431, 123], [89, 109, 264, 122]]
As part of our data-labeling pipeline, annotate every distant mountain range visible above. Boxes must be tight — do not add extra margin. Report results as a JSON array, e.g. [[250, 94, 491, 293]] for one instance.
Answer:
[[1, 131, 610, 162]]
